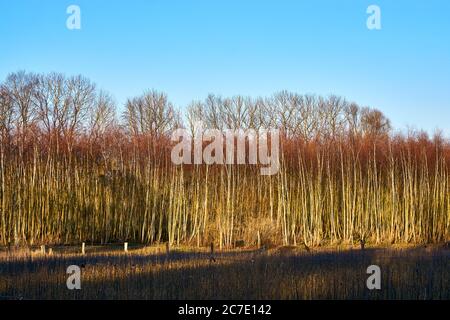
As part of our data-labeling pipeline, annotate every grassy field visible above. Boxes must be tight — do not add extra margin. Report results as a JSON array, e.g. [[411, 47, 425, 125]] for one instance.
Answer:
[[1, 244, 448, 300]]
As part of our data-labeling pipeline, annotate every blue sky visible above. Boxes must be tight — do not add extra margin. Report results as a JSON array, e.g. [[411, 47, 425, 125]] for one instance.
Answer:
[[1, 0, 449, 134]]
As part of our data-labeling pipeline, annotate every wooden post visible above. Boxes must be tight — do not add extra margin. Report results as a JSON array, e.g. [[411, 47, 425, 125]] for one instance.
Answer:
[[209, 242, 216, 263], [165, 242, 170, 254], [360, 239, 365, 250], [40, 245, 46, 255], [124, 242, 128, 252], [165, 242, 170, 263], [257, 231, 261, 249], [81, 242, 85, 255]]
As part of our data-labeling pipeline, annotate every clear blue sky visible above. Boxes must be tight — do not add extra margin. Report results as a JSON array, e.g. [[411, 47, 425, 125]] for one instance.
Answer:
[[1, 0, 449, 134]]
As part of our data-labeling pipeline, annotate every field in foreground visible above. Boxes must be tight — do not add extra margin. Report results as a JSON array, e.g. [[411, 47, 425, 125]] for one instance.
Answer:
[[0, 245, 449, 300]]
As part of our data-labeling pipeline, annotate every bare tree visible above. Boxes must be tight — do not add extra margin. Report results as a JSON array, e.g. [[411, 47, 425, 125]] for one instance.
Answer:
[[65, 75, 96, 146], [222, 96, 252, 129], [203, 94, 224, 130], [268, 91, 301, 137], [88, 90, 116, 139], [186, 100, 205, 136], [32, 73, 96, 154], [360, 107, 391, 137], [246, 97, 267, 130], [3, 71, 39, 154], [0, 85, 14, 144], [317, 95, 347, 139], [34, 73, 67, 137], [344, 102, 362, 137], [123, 90, 179, 137], [296, 94, 320, 140]]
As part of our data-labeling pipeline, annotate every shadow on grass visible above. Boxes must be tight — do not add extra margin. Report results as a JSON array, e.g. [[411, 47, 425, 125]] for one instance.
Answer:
[[1, 248, 449, 300]]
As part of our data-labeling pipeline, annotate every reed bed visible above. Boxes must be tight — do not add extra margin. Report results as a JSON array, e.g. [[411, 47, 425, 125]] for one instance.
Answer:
[[0, 246, 448, 299]]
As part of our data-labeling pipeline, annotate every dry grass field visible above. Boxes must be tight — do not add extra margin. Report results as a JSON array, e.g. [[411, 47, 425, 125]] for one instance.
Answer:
[[1, 244, 449, 300]]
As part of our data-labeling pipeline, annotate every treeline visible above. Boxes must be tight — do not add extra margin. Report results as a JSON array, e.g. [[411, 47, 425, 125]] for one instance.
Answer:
[[0, 71, 448, 247]]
